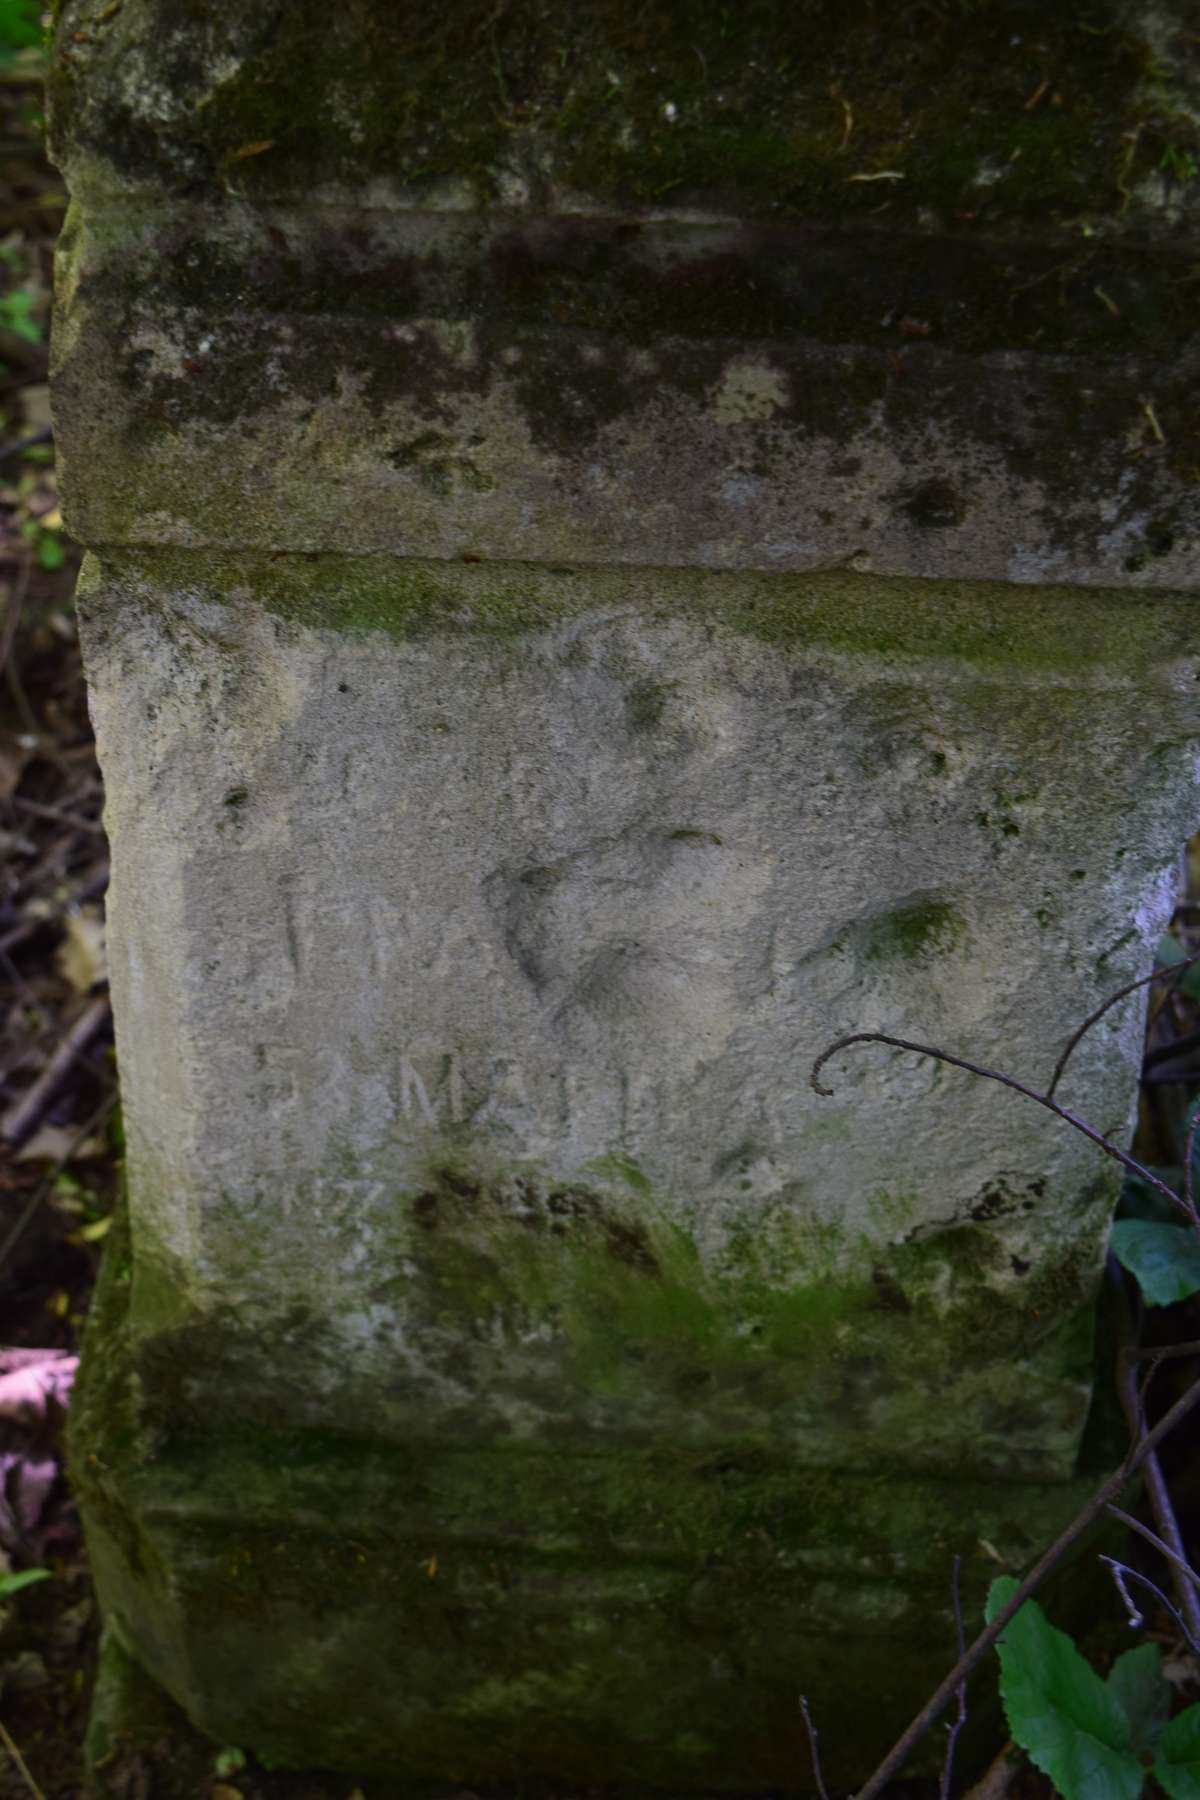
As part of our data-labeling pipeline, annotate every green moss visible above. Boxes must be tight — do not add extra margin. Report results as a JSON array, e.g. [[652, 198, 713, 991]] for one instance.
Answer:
[[50, 0, 1192, 239], [91, 550, 1200, 692], [70, 1148, 1117, 1785], [864, 897, 964, 962]]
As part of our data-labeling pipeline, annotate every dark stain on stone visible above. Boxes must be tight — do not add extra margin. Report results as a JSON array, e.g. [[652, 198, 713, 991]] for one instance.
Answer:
[[518, 865, 562, 899], [668, 828, 722, 847], [624, 679, 670, 733], [411, 1164, 660, 1275], [969, 1184, 1015, 1223], [601, 1214, 659, 1275], [696, 1446, 773, 1480], [1125, 514, 1180, 572], [439, 1169, 483, 1202], [900, 478, 967, 529], [870, 1268, 912, 1315], [509, 334, 654, 455], [969, 1177, 1043, 1222], [413, 1192, 440, 1231]]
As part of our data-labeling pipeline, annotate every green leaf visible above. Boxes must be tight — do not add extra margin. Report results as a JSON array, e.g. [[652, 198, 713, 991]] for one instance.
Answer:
[[0, 1567, 51, 1598], [0, 0, 40, 58], [1155, 1703, 1200, 1800], [1157, 934, 1189, 968], [1108, 1644, 1169, 1755], [1154, 935, 1200, 1001], [1118, 1173, 1187, 1228], [36, 532, 65, 571], [1109, 1220, 1200, 1307], [986, 1577, 1144, 1800], [0, 289, 42, 344]]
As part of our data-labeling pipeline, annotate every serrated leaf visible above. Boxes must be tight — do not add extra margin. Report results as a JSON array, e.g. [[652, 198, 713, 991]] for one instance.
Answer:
[[1155, 1702, 1200, 1800], [987, 1577, 1144, 1800], [1109, 1644, 1169, 1755], [1109, 1221, 1200, 1307]]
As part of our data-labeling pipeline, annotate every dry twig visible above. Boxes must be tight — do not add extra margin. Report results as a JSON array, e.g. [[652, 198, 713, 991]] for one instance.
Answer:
[[0, 991, 110, 1148], [0, 1715, 46, 1800], [1047, 948, 1200, 1100]]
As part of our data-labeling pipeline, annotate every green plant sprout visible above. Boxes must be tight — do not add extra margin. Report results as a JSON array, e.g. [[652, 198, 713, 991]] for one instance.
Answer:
[[0, 1568, 50, 1600], [18, 515, 66, 570], [0, 290, 42, 344], [1160, 146, 1199, 185]]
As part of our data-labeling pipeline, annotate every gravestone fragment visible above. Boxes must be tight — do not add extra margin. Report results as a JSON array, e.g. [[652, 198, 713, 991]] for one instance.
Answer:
[[50, 0, 1200, 1786]]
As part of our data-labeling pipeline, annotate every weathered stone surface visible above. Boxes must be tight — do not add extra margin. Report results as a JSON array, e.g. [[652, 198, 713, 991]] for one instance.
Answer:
[[48, 0, 1200, 1789], [48, 1, 1200, 585], [69, 550, 1198, 1782], [49, 201, 1200, 585]]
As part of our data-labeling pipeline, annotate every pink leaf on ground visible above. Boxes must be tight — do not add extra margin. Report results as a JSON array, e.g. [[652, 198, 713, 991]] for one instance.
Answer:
[[0, 1349, 77, 1422], [0, 1454, 58, 1548]]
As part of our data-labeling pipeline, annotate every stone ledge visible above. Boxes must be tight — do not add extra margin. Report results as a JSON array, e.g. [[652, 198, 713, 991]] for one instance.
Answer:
[[47, 0, 1200, 239], [52, 205, 1200, 584]]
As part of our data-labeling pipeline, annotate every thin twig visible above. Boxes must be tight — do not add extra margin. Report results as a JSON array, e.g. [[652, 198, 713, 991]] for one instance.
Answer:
[[0, 426, 51, 466], [0, 1715, 46, 1800], [0, 862, 109, 958], [0, 549, 31, 684], [1110, 1261, 1200, 1645], [11, 795, 106, 836], [0, 1088, 117, 1274], [853, 1368, 1200, 1800], [1145, 1025, 1200, 1073], [1108, 1506, 1200, 1604], [940, 1554, 968, 1800], [1047, 950, 1200, 1100], [812, 1031, 1184, 1214], [800, 1695, 831, 1800], [1100, 1557, 1200, 1654], [1130, 1339, 1200, 1363], [962, 1744, 1018, 1800], [0, 992, 110, 1149], [1185, 1106, 1200, 1239], [1103, 1556, 1147, 1629]]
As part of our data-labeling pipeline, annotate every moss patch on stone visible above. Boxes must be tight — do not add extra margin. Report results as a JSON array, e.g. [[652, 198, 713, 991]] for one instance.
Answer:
[[49, 0, 1200, 239], [863, 897, 966, 962], [89, 550, 1200, 689], [71, 1172, 1111, 1786]]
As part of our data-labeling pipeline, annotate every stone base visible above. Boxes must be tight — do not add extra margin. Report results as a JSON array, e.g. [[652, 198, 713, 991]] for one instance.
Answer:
[[72, 1205, 1104, 1792], [86, 1627, 220, 1798]]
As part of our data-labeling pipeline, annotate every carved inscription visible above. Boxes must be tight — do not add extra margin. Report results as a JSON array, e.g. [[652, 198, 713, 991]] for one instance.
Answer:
[[391, 1049, 538, 1133]]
